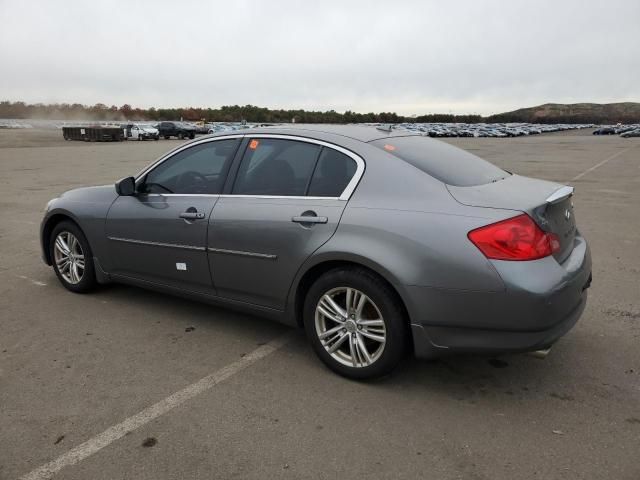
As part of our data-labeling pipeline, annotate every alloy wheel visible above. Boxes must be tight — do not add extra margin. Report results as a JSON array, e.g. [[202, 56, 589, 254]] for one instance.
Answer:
[[315, 287, 386, 368], [53, 231, 85, 284]]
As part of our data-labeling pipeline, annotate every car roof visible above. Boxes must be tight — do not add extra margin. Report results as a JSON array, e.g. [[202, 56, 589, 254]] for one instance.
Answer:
[[209, 124, 421, 143]]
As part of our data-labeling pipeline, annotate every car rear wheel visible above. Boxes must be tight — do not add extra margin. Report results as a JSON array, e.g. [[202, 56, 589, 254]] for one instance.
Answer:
[[164, 135, 170, 139], [303, 268, 408, 379], [50, 221, 97, 293]]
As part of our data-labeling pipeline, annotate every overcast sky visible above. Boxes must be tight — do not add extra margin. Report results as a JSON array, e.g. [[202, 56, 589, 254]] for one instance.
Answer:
[[1, 0, 638, 115]]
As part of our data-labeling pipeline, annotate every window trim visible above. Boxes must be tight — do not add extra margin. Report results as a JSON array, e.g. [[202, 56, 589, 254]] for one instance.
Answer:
[[135, 134, 365, 201]]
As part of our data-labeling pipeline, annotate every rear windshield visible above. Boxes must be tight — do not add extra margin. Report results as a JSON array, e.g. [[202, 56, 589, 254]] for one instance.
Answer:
[[371, 136, 509, 186]]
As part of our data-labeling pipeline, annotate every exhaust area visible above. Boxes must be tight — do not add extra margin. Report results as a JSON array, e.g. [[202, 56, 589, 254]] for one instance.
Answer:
[[527, 347, 552, 359]]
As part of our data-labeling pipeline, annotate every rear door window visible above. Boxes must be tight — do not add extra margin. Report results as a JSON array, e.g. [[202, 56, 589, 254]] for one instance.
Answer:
[[307, 148, 357, 197], [371, 136, 509, 186], [232, 138, 320, 196]]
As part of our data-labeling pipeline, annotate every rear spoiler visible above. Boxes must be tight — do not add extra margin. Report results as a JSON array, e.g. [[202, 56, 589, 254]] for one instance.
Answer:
[[546, 185, 574, 204]]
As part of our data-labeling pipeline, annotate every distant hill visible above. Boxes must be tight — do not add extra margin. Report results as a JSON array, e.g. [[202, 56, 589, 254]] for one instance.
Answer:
[[489, 103, 640, 124]]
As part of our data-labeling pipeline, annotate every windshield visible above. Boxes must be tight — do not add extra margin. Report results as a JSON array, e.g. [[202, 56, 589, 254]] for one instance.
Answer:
[[371, 136, 509, 187]]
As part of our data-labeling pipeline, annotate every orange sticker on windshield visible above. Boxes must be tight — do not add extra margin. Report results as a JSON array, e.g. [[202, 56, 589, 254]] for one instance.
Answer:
[[249, 139, 259, 150], [383, 144, 396, 151]]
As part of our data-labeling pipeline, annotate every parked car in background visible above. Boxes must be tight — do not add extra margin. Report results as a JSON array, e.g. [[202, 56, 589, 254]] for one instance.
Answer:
[[121, 123, 159, 141], [156, 121, 197, 140], [190, 122, 210, 135], [593, 127, 616, 135], [40, 125, 591, 379], [620, 128, 640, 138]]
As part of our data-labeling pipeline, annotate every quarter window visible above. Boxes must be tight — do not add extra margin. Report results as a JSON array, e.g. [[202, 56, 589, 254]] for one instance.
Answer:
[[141, 139, 239, 194], [307, 148, 357, 197], [233, 139, 321, 196]]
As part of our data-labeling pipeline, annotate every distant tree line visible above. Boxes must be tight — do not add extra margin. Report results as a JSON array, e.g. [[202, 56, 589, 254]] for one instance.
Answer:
[[0, 100, 482, 124], [0, 100, 637, 124]]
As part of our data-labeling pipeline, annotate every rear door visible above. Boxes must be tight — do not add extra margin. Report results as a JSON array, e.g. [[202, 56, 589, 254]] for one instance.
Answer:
[[105, 138, 240, 294], [208, 136, 362, 310]]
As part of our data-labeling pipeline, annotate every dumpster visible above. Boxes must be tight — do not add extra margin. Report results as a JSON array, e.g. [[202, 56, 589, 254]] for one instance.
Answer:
[[62, 126, 124, 142]]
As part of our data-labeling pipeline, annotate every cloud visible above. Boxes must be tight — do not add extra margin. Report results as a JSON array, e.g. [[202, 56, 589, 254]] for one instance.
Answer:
[[1, 0, 638, 115]]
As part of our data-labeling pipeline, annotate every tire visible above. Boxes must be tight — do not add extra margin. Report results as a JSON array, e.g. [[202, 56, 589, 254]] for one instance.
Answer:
[[49, 221, 97, 294], [178, 132, 184, 140], [303, 267, 408, 380], [164, 135, 170, 140], [154, 136, 159, 141], [137, 135, 142, 141], [189, 133, 195, 139]]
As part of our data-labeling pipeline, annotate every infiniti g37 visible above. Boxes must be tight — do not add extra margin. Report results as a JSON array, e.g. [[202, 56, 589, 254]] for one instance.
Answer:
[[41, 125, 592, 379]]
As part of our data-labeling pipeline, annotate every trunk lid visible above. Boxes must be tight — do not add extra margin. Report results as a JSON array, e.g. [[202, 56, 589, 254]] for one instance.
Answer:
[[447, 174, 577, 263]]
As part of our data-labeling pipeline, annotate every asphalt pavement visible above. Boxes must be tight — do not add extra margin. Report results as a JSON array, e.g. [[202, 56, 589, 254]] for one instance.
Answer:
[[1, 129, 638, 480]]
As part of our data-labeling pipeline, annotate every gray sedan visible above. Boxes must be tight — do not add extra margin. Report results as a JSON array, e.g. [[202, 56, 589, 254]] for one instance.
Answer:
[[40, 125, 592, 379]]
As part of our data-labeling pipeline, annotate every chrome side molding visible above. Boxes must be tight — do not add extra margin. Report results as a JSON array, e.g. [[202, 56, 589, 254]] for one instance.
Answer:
[[107, 236, 277, 259], [107, 236, 206, 252], [546, 186, 574, 204], [207, 247, 277, 260]]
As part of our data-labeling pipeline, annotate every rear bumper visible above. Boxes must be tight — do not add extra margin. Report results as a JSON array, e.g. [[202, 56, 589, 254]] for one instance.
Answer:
[[405, 234, 592, 358], [411, 288, 587, 358]]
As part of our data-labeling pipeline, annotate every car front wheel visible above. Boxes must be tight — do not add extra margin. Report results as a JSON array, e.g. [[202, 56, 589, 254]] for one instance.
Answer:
[[50, 221, 97, 293], [304, 268, 408, 379]]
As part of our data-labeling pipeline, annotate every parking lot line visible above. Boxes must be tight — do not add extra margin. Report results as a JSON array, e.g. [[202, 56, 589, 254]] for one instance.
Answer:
[[18, 332, 292, 480], [571, 145, 635, 181], [15, 274, 47, 287]]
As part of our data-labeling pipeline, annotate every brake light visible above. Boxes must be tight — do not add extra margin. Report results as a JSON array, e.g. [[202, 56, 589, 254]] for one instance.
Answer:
[[468, 214, 560, 261]]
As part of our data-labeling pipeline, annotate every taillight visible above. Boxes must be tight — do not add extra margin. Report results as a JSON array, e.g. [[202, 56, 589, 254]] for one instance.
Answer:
[[468, 214, 560, 261]]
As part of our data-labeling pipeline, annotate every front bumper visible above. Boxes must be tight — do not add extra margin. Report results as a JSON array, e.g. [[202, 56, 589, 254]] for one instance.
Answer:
[[40, 214, 51, 265], [406, 234, 592, 358]]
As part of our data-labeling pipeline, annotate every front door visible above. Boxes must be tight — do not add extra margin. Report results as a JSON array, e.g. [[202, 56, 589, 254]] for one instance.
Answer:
[[105, 138, 240, 294], [208, 137, 360, 310]]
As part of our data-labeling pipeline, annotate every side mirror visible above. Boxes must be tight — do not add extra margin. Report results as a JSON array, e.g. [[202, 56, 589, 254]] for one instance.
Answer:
[[115, 176, 136, 196]]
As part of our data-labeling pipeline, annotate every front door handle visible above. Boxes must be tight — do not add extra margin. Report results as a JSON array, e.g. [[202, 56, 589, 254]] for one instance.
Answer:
[[180, 209, 205, 220], [292, 215, 328, 224]]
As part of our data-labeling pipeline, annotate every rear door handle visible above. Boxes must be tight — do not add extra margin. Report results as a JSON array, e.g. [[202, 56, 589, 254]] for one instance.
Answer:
[[292, 216, 328, 224], [180, 211, 205, 220]]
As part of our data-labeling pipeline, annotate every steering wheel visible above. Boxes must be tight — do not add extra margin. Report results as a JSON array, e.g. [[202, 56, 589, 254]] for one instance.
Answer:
[[177, 170, 208, 193]]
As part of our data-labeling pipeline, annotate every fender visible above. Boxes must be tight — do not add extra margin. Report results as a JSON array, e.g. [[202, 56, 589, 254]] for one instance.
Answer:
[[41, 185, 119, 268], [284, 247, 412, 326]]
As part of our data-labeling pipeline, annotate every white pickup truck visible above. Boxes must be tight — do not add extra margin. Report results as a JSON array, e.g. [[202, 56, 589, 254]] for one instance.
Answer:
[[122, 123, 159, 141]]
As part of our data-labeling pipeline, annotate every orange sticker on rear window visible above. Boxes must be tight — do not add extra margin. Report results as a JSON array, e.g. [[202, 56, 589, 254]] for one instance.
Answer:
[[249, 139, 259, 150], [383, 144, 396, 151]]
